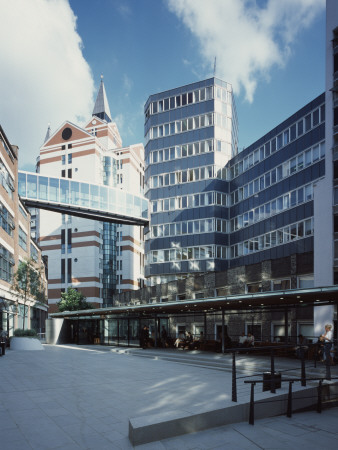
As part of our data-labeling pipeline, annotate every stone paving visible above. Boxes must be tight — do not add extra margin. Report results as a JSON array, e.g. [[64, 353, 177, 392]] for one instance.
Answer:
[[0, 344, 337, 449]]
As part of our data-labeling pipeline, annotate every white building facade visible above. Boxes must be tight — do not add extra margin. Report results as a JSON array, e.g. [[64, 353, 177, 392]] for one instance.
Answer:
[[38, 80, 145, 312]]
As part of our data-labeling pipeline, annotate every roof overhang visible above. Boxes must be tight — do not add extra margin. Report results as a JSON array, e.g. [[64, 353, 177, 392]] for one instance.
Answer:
[[49, 286, 338, 319]]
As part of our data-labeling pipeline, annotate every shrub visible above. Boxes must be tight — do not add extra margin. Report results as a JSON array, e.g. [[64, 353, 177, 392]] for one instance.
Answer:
[[13, 328, 38, 337]]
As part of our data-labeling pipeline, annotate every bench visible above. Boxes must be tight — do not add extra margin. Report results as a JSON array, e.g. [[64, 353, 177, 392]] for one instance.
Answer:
[[199, 340, 221, 352]]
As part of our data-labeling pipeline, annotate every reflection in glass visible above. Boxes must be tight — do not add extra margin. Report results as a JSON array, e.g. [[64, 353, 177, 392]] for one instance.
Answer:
[[27, 174, 37, 199], [18, 171, 148, 222], [39, 177, 48, 200], [71, 181, 80, 205], [18, 172, 26, 197], [100, 186, 108, 210], [90, 185, 99, 208], [49, 178, 59, 202], [60, 179, 69, 203], [80, 183, 89, 207]]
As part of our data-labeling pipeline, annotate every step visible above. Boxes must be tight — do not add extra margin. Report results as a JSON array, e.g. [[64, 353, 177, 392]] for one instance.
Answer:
[[129, 382, 338, 446]]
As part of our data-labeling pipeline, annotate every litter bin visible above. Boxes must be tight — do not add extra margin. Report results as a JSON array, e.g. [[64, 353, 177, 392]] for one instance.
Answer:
[[262, 372, 281, 391], [0, 342, 5, 356]]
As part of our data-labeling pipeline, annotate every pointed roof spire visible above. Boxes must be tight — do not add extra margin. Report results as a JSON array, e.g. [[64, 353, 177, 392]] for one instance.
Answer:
[[44, 123, 51, 143], [92, 75, 112, 123]]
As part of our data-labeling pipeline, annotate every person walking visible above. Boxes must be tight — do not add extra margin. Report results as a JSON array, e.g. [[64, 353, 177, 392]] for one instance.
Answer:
[[320, 324, 333, 364]]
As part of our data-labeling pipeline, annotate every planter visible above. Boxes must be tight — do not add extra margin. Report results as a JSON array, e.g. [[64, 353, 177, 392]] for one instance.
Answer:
[[10, 337, 44, 351]]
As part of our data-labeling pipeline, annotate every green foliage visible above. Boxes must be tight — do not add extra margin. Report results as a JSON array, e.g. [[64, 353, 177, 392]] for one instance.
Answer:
[[13, 328, 38, 337], [57, 288, 93, 312], [11, 258, 47, 330]]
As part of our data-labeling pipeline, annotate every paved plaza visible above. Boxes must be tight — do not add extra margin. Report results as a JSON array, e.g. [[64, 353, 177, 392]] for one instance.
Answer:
[[0, 344, 337, 449]]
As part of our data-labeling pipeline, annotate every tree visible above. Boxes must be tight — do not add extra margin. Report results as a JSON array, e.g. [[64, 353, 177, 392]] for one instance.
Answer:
[[11, 258, 47, 330], [57, 288, 93, 312]]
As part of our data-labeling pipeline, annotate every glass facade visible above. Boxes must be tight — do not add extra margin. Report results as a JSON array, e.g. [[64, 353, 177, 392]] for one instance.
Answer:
[[102, 156, 118, 304], [144, 78, 238, 283], [18, 171, 148, 224], [145, 77, 325, 286]]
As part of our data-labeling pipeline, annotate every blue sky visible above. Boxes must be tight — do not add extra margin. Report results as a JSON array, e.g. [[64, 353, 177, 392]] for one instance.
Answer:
[[0, 0, 326, 170]]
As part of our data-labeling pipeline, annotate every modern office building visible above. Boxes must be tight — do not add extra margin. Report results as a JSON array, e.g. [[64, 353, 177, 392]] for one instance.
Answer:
[[144, 79, 238, 286], [0, 125, 48, 335], [38, 79, 145, 312], [144, 1, 336, 298], [144, 79, 324, 290], [49, 0, 337, 347]]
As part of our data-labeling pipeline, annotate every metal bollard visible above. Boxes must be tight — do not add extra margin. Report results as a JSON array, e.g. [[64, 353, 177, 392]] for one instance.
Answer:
[[232, 351, 237, 402], [249, 383, 255, 425], [287, 381, 293, 418], [270, 350, 276, 393], [325, 357, 331, 381], [317, 380, 322, 413], [301, 352, 306, 386]]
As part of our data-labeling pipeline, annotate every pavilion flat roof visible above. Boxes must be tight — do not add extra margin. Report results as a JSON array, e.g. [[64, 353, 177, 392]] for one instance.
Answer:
[[49, 285, 338, 319]]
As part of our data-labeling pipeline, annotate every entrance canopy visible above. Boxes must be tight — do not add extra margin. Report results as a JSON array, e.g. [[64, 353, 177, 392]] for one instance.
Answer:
[[49, 286, 338, 319]]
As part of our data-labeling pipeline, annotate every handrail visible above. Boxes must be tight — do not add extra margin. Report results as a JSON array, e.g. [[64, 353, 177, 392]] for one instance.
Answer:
[[224, 343, 296, 353], [244, 376, 338, 425], [244, 376, 338, 383], [229, 342, 335, 402]]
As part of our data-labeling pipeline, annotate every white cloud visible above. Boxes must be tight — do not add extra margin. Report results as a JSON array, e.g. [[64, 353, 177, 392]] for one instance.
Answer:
[[0, 0, 95, 168], [123, 75, 133, 97], [167, 0, 325, 102], [116, 2, 132, 19], [112, 113, 125, 132]]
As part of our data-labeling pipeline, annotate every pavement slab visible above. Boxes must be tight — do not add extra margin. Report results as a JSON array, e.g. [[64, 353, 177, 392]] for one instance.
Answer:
[[0, 344, 337, 449]]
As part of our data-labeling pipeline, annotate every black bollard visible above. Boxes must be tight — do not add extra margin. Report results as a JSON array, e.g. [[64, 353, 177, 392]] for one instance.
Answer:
[[325, 357, 331, 381], [232, 351, 237, 402], [270, 349, 276, 393], [287, 381, 293, 418], [317, 380, 322, 413], [301, 352, 306, 386], [249, 383, 255, 425]]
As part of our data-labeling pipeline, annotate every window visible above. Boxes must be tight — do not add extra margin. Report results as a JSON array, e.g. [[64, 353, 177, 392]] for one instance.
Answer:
[[30, 243, 38, 261], [305, 114, 311, 131], [67, 229, 72, 253], [19, 227, 27, 251], [272, 324, 291, 342], [68, 153, 72, 164], [298, 323, 314, 343], [176, 324, 186, 337], [298, 276, 314, 288], [247, 283, 262, 293], [0, 245, 14, 282], [272, 279, 290, 291], [246, 324, 262, 341], [61, 259, 65, 283], [67, 258, 72, 283], [0, 204, 14, 236], [193, 324, 204, 338]]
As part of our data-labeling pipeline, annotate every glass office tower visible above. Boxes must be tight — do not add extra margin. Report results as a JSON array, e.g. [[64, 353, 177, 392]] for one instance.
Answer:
[[144, 78, 238, 285], [228, 94, 325, 292]]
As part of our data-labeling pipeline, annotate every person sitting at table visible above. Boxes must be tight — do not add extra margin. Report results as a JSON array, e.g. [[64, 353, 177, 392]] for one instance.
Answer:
[[239, 332, 247, 348], [190, 331, 205, 350], [174, 332, 185, 348], [246, 332, 255, 347], [185, 331, 193, 349]]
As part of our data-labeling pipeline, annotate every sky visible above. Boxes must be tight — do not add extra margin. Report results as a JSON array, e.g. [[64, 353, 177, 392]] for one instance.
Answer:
[[0, 0, 326, 171]]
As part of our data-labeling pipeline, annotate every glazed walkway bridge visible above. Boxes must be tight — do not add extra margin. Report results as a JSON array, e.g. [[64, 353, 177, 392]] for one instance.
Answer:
[[18, 171, 149, 226]]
